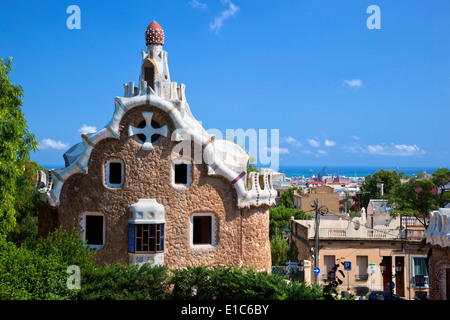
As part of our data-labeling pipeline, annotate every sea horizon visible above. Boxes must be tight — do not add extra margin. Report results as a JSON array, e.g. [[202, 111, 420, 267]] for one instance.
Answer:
[[276, 165, 443, 178], [41, 163, 445, 179]]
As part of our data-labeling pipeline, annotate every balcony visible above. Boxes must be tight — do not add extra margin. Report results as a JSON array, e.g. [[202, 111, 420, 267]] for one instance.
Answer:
[[355, 274, 369, 281], [314, 228, 401, 239]]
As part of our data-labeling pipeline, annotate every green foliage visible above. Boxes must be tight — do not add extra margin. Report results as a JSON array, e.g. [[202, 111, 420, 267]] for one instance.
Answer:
[[0, 225, 326, 300], [279, 186, 301, 208], [360, 169, 403, 209], [0, 57, 38, 233], [270, 235, 289, 266], [170, 265, 323, 300], [79, 263, 170, 300], [269, 205, 311, 238], [389, 168, 450, 228], [0, 227, 91, 300], [286, 239, 299, 262], [8, 160, 43, 244], [34, 223, 97, 269]]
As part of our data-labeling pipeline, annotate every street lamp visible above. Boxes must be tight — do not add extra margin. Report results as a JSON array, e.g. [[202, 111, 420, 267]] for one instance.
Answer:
[[282, 260, 289, 279], [298, 260, 304, 272], [380, 258, 403, 300]]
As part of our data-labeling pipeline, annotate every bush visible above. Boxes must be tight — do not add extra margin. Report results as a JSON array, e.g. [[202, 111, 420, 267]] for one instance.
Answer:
[[169, 265, 323, 300], [78, 263, 170, 300], [0, 225, 326, 300], [0, 223, 96, 300], [0, 234, 78, 300]]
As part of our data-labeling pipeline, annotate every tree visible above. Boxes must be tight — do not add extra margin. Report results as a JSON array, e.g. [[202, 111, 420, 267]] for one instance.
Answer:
[[269, 205, 311, 238], [431, 168, 450, 208], [286, 239, 299, 262], [270, 235, 289, 266], [8, 160, 43, 244], [280, 186, 301, 209], [0, 57, 38, 233], [389, 168, 450, 228], [360, 169, 403, 209]]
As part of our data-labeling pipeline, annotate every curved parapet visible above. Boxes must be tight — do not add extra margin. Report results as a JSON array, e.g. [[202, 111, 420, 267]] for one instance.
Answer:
[[425, 208, 450, 248], [238, 171, 277, 208], [36, 82, 276, 209]]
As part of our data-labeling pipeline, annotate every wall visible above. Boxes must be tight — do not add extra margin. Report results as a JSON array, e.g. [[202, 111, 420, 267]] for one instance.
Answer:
[[428, 246, 450, 300], [295, 193, 340, 214], [52, 104, 270, 271], [290, 218, 429, 299]]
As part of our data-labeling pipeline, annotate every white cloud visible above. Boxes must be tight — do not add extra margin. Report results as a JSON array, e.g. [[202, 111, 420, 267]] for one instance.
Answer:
[[286, 136, 302, 147], [352, 135, 361, 140], [189, 0, 207, 9], [40, 138, 69, 150], [301, 150, 313, 155], [324, 139, 336, 147], [270, 146, 290, 155], [363, 143, 425, 156], [210, 0, 239, 33], [307, 139, 320, 148], [317, 150, 327, 155], [393, 144, 426, 156], [78, 124, 97, 134], [343, 79, 363, 88]]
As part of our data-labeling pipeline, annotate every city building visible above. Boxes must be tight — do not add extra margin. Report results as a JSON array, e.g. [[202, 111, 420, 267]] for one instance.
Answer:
[[294, 186, 340, 214], [35, 21, 276, 270], [291, 200, 428, 299]]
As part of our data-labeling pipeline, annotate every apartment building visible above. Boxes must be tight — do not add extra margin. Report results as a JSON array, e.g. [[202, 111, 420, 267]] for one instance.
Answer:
[[291, 200, 428, 299]]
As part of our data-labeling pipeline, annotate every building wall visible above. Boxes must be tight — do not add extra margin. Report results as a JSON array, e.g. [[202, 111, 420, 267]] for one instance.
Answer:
[[294, 193, 340, 214], [290, 218, 429, 299], [51, 104, 271, 270], [428, 246, 450, 300]]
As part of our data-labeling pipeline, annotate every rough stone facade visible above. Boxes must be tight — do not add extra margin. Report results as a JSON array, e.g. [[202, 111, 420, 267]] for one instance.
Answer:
[[427, 246, 450, 300], [425, 208, 450, 300], [36, 21, 274, 271], [40, 105, 270, 270]]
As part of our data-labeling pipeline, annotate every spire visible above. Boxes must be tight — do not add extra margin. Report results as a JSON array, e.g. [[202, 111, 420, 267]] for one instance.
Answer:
[[145, 21, 164, 46]]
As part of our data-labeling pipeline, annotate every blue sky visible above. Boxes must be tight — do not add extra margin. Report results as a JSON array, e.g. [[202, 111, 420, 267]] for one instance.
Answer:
[[2, 0, 450, 169]]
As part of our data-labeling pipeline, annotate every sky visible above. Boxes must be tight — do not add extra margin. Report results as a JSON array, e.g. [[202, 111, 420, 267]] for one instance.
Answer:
[[2, 0, 450, 169]]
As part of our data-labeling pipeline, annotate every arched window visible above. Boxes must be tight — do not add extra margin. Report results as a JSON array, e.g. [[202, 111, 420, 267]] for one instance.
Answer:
[[142, 60, 155, 90]]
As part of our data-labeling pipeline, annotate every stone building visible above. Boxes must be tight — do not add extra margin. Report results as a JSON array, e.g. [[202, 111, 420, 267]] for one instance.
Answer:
[[425, 207, 450, 300], [291, 201, 429, 299], [294, 185, 340, 213], [36, 21, 275, 270]]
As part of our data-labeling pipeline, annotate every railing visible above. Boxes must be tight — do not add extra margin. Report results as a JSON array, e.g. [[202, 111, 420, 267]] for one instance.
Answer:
[[309, 227, 402, 239], [367, 230, 387, 238], [271, 266, 304, 282], [355, 274, 369, 281], [327, 229, 347, 237]]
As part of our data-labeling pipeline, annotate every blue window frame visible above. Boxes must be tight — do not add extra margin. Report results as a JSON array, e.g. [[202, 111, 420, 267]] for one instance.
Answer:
[[128, 223, 164, 253]]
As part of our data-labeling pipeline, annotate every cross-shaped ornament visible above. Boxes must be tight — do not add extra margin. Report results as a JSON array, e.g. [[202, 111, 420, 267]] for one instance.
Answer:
[[128, 112, 168, 150]]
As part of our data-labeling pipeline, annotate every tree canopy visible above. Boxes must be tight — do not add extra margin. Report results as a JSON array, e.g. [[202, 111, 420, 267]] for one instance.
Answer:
[[279, 186, 302, 209], [360, 169, 403, 209], [388, 168, 450, 228], [0, 57, 38, 233], [269, 205, 312, 238]]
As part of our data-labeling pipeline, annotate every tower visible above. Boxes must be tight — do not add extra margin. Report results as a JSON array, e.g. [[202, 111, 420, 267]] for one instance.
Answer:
[[140, 21, 172, 100]]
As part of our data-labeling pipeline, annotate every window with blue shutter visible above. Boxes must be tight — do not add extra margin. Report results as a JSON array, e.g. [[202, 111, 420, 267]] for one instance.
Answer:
[[128, 223, 164, 253]]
